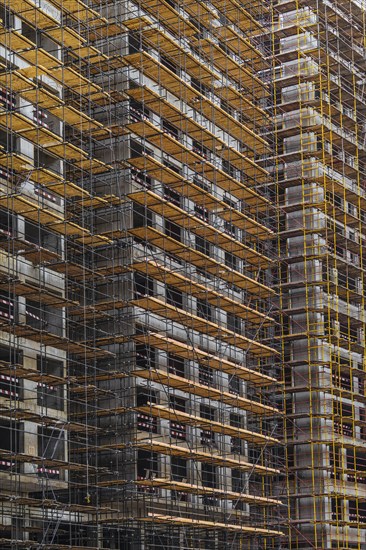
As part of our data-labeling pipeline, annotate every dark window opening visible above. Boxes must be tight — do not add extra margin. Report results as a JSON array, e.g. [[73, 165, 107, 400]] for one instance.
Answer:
[[163, 160, 181, 175], [200, 405, 215, 420], [360, 409, 366, 440], [0, 87, 15, 111], [196, 298, 212, 321], [191, 78, 208, 94], [222, 160, 235, 178], [0, 208, 15, 235], [165, 220, 181, 241], [24, 222, 61, 255], [200, 405, 215, 445], [37, 356, 64, 411], [163, 186, 181, 206], [0, 372, 20, 399], [201, 463, 216, 489], [0, 128, 15, 153], [29, 522, 94, 548], [195, 235, 210, 256], [169, 395, 186, 412], [137, 450, 158, 480], [225, 252, 238, 270], [287, 447, 295, 469], [171, 456, 188, 499], [222, 197, 237, 234], [25, 299, 46, 330], [349, 501, 366, 522], [248, 446, 261, 463], [0, 5, 13, 28], [128, 32, 144, 54], [192, 140, 209, 160], [166, 285, 183, 309], [130, 139, 152, 159], [201, 429, 215, 445], [160, 54, 178, 74], [168, 354, 185, 376], [38, 427, 64, 460], [26, 300, 63, 337], [136, 345, 155, 370], [37, 426, 64, 478], [195, 204, 209, 222], [199, 365, 213, 387], [332, 371, 351, 391], [0, 421, 21, 470], [0, 290, 15, 322], [329, 447, 341, 481], [193, 178, 210, 193], [170, 420, 186, 440], [129, 99, 148, 123], [333, 401, 353, 437], [137, 387, 158, 433], [137, 412, 157, 433], [229, 376, 241, 395], [136, 386, 157, 406], [34, 146, 61, 176], [34, 185, 57, 204], [230, 413, 242, 428], [162, 120, 179, 140], [0, 346, 22, 365], [131, 168, 152, 190], [171, 456, 187, 482], [346, 450, 366, 484], [21, 22, 37, 43], [331, 498, 342, 521], [227, 313, 242, 335], [224, 220, 236, 236], [230, 413, 243, 454], [231, 438, 242, 455], [132, 203, 152, 229], [232, 469, 245, 493], [134, 273, 154, 298]]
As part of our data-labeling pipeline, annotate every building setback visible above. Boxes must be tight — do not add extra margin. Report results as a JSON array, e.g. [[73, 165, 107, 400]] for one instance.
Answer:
[[0, 0, 283, 549], [273, 0, 366, 548]]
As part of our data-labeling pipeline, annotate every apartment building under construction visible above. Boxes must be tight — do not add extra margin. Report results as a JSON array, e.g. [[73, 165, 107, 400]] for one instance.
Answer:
[[272, 0, 366, 548], [1, 0, 366, 547], [0, 0, 284, 548]]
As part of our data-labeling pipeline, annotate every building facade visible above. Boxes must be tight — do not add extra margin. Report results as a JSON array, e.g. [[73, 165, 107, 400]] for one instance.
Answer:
[[0, 0, 282, 549], [2, 0, 366, 548], [273, 0, 366, 548]]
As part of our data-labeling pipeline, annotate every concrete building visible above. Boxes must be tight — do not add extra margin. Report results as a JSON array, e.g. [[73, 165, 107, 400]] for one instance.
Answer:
[[3, 0, 366, 547], [272, 0, 366, 548], [0, 0, 282, 549]]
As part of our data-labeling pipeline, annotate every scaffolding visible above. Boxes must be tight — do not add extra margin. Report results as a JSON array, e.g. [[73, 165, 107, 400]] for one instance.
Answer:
[[272, 0, 366, 548], [0, 0, 283, 549]]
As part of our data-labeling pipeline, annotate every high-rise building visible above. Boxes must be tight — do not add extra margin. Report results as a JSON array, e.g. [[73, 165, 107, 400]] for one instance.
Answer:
[[272, 0, 366, 548], [0, 0, 282, 549], [3, 0, 366, 547]]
